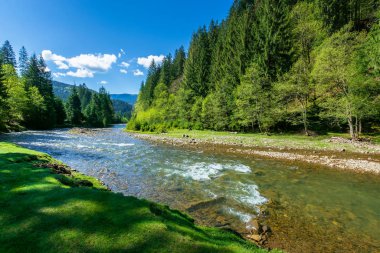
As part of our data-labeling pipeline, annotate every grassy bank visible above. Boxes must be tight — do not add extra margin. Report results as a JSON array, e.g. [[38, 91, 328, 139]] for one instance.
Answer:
[[0, 142, 272, 253], [128, 129, 380, 154]]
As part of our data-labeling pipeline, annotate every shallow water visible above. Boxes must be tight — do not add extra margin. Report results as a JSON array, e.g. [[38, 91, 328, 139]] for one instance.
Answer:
[[1, 125, 380, 252]]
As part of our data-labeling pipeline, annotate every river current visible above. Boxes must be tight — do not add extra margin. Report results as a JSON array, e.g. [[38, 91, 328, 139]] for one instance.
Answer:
[[1, 125, 380, 252]]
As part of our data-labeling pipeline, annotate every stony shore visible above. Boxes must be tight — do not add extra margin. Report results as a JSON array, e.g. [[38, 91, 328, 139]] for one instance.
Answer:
[[127, 132, 380, 175]]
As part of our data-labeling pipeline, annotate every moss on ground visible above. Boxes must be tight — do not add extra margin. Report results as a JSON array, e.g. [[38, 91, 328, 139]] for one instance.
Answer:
[[0, 142, 274, 253]]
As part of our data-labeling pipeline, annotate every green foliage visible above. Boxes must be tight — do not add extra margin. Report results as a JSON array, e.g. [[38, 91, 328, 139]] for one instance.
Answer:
[[68, 1, 380, 136], [18, 46, 29, 77], [0, 41, 121, 131], [22, 54, 56, 129], [82, 87, 115, 127], [54, 97, 66, 125], [65, 87, 82, 125], [0, 40, 16, 67], [0, 64, 8, 132], [312, 25, 373, 138], [183, 27, 212, 97]]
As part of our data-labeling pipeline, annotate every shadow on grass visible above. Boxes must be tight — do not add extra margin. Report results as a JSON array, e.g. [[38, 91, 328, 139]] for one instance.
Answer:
[[0, 153, 260, 253]]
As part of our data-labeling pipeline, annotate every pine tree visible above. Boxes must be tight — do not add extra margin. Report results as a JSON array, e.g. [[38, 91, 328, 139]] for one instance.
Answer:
[[97, 86, 114, 127], [66, 87, 82, 125], [77, 83, 93, 109], [183, 27, 211, 97], [54, 97, 66, 125], [0, 40, 17, 67], [0, 61, 9, 131], [253, 0, 293, 81], [23, 54, 55, 129], [85, 93, 102, 127], [18, 46, 29, 77], [159, 54, 173, 86], [172, 46, 186, 79]]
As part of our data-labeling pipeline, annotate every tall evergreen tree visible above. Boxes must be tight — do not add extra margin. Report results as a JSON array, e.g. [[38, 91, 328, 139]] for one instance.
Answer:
[[54, 97, 66, 125], [0, 40, 17, 67], [183, 27, 211, 97], [0, 61, 9, 131], [23, 54, 55, 129], [159, 54, 173, 86], [18, 46, 29, 77], [172, 46, 186, 79], [253, 0, 293, 80], [66, 87, 82, 125]]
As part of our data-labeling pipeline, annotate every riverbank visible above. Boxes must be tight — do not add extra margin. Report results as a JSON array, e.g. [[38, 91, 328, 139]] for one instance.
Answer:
[[127, 129, 380, 174], [0, 142, 273, 253]]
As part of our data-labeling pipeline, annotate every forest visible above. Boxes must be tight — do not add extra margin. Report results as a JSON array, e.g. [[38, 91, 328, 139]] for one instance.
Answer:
[[128, 0, 380, 139], [0, 41, 116, 131]]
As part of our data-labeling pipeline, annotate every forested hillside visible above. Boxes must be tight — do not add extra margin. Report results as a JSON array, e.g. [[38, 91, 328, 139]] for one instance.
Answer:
[[128, 0, 380, 139], [52, 81, 76, 101], [0, 42, 117, 131], [52, 81, 132, 122]]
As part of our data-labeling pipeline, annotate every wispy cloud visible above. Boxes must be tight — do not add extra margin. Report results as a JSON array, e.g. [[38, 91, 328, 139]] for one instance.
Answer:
[[99, 80, 108, 85], [120, 61, 130, 68], [133, 69, 144, 76], [67, 68, 94, 78], [120, 69, 128, 74], [118, 49, 126, 58], [53, 72, 66, 78]]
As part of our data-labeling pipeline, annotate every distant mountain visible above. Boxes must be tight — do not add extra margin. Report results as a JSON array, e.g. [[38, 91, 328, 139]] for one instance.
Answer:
[[110, 94, 138, 105], [52, 81, 133, 117], [52, 81, 81, 101]]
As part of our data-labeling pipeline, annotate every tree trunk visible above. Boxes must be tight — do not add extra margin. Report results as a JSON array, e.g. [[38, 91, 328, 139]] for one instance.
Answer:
[[348, 116, 355, 139], [303, 108, 308, 136]]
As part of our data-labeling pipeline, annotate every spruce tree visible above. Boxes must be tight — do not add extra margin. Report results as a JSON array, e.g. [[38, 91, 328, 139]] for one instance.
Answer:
[[66, 87, 82, 125], [0, 61, 9, 131], [0, 40, 17, 68], [172, 46, 186, 79], [18, 46, 29, 77], [159, 54, 173, 86]]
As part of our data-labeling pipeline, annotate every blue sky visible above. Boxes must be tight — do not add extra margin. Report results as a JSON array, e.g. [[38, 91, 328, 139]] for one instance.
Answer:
[[0, 0, 232, 94]]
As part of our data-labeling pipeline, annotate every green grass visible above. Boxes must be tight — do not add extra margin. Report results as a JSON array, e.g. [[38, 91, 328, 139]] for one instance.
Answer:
[[0, 142, 272, 253], [128, 129, 380, 153]]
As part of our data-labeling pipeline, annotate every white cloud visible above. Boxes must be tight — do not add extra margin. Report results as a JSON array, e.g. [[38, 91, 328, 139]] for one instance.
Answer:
[[42, 50, 65, 61], [100, 81, 108, 85], [120, 69, 128, 74], [120, 61, 130, 68], [67, 69, 94, 78], [44, 67, 50, 72], [54, 60, 69, 70], [53, 72, 66, 78], [67, 54, 117, 71], [133, 69, 144, 76], [137, 55, 164, 68], [42, 49, 117, 78]]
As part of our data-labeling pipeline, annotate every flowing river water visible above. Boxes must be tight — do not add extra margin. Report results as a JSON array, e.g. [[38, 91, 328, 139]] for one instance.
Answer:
[[1, 125, 380, 252]]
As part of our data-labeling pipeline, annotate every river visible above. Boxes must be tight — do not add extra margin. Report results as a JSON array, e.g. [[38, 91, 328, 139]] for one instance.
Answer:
[[1, 125, 379, 252]]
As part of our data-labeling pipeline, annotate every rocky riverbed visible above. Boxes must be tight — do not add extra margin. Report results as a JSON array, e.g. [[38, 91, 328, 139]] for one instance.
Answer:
[[128, 132, 380, 174]]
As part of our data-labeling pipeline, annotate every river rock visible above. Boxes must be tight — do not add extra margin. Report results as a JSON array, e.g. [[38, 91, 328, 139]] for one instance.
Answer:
[[247, 234, 261, 242], [248, 219, 262, 234], [262, 225, 271, 233]]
